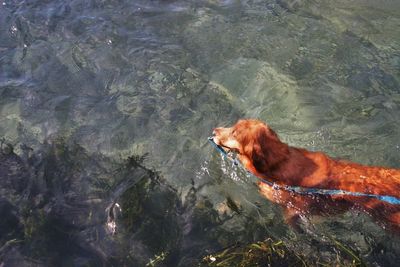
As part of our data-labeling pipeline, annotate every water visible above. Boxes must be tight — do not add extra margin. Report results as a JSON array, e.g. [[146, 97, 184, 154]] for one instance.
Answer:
[[0, 0, 399, 265]]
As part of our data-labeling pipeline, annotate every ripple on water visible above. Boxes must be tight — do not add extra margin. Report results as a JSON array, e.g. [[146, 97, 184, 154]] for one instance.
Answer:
[[0, 0, 399, 265]]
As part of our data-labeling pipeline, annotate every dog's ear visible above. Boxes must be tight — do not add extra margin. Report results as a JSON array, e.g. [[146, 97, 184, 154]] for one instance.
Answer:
[[251, 126, 289, 173], [251, 140, 268, 173]]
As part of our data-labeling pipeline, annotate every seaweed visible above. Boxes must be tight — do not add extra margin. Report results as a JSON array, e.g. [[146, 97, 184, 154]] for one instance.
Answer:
[[201, 238, 305, 267], [201, 236, 366, 267]]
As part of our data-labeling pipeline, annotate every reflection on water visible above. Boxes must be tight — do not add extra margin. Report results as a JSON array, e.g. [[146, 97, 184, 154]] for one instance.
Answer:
[[0, 0, 400, 265]]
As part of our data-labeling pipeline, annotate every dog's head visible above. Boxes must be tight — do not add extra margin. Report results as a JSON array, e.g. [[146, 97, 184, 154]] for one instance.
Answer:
[[213, 119, 289, 174]]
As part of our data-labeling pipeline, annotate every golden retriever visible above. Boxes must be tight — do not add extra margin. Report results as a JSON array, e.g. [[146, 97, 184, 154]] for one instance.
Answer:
[[212, 119, 400, 231]]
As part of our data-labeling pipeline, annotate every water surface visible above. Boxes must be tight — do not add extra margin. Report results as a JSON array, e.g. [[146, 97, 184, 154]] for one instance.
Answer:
[[1, 0, 400, 266]]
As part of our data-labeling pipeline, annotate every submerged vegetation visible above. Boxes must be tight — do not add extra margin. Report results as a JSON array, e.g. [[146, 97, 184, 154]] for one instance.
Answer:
[[202, 239, 306, 267], [0, 138, 175, 265], [201, 237, 365, 267]]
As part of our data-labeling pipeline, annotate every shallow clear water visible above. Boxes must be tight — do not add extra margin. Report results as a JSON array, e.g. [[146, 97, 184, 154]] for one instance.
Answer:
[[1, 0, 400, 266]]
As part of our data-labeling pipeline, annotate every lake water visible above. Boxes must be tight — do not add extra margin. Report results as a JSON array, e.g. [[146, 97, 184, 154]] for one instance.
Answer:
[[1, 0, 400, 266]]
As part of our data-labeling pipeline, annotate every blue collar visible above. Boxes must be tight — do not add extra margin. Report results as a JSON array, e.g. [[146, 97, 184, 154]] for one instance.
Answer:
[[208, 137, 400, 205]]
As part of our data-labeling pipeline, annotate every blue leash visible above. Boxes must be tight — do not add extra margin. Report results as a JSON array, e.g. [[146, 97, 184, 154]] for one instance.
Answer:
[[208, 137, 400, 205]]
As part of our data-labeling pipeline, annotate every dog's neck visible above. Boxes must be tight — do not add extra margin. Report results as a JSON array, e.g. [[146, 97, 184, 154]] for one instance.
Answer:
[[270, 147, 322, 185]]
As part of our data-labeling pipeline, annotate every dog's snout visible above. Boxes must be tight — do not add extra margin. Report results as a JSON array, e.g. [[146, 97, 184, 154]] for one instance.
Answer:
[[212, 128, 220, 136]]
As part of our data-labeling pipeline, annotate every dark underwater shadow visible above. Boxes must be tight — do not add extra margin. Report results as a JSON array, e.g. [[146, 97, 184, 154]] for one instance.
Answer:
[[0, 137, 268, 266]]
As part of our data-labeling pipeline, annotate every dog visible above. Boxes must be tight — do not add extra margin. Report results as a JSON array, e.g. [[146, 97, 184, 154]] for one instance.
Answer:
[[212, 119, 400, 231]]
